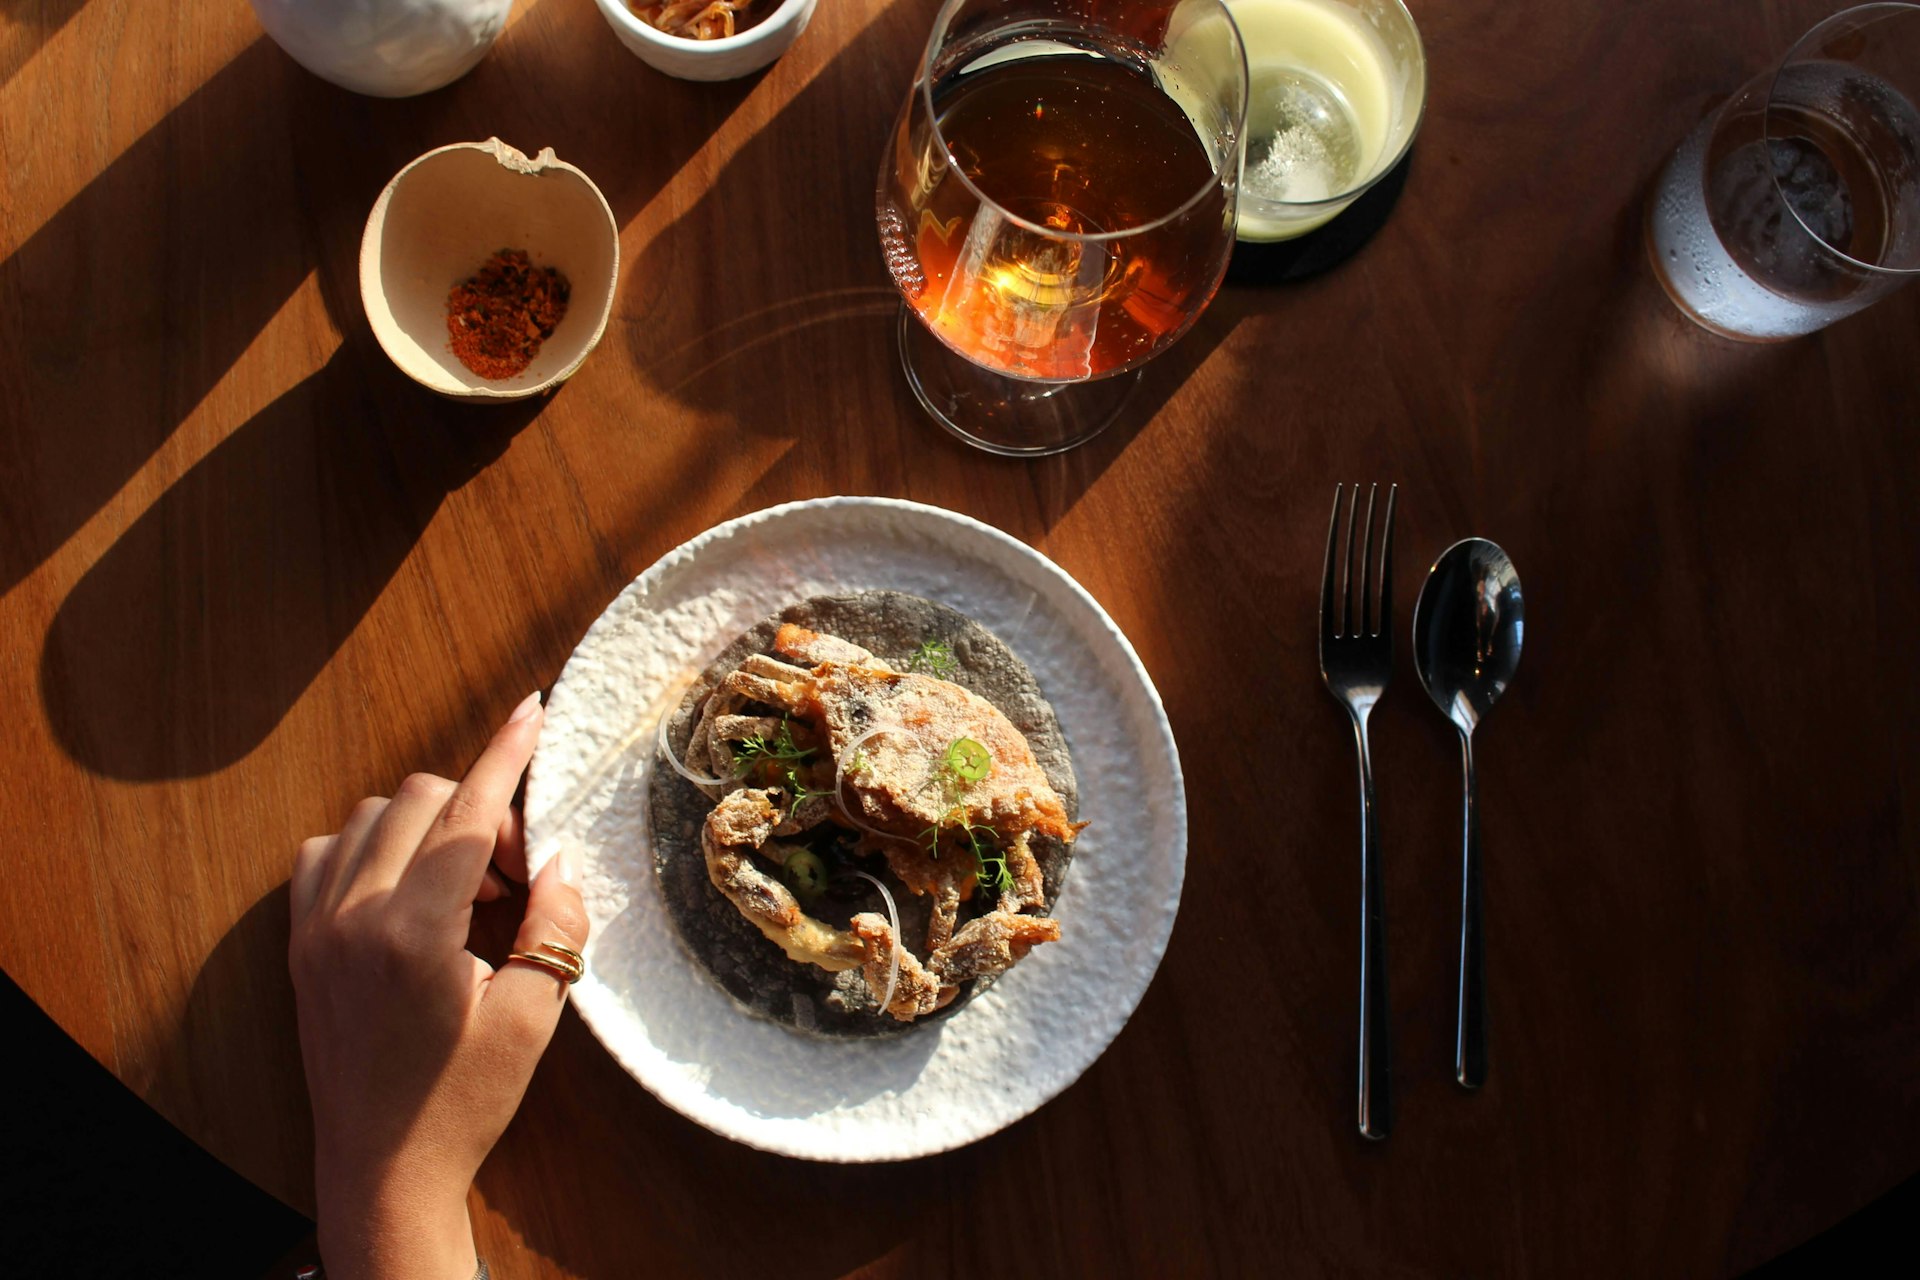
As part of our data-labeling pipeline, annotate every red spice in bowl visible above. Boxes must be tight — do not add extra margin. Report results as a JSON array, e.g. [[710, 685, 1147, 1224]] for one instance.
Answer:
[[446, 249, 571, 380]]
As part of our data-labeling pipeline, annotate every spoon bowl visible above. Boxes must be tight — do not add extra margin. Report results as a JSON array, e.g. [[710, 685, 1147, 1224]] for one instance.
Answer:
[[1412, 538, 1524, 730], [1412, 537, 1523, 1091]]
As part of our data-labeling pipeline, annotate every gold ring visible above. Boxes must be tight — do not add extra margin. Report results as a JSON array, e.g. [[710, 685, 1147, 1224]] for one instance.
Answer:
[[506, 940, 585, 985]]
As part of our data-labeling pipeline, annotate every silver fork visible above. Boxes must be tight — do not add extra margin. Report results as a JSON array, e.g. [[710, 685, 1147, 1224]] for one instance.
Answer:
[[1318, 482, 1397, 1141]]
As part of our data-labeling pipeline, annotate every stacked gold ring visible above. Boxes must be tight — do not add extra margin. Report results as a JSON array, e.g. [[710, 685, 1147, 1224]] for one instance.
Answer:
[[506, 940, 586, 985]]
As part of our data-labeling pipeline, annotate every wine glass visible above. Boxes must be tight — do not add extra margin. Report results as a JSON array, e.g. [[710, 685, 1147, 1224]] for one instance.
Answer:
[[876, 0, 1249, 456]]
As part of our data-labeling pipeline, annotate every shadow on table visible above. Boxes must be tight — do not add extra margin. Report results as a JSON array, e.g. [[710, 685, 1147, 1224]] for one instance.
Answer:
[[615, 2, 919, 450], [176, 882, 315, 1213], [992, 153, 1430, 525], [484, 1002, 965, 1280], [1, 17, 753, 598], [0, 39, 307, 597], [1226, 148, 1414, 288], [0, 0, 88, 89], [37, 347, 542, 780]]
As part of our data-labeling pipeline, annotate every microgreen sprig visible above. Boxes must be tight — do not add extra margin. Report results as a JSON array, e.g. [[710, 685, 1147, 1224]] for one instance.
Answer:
[[919, 806, 1015, 897], [780, 767, 825, 808], [905, 637, 958, 678], [732, 715, 814, 779], [733, 716, 823, 812]]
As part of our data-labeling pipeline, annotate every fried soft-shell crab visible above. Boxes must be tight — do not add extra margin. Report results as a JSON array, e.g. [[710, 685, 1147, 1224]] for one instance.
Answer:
[[683, 623, 1082, 1021]]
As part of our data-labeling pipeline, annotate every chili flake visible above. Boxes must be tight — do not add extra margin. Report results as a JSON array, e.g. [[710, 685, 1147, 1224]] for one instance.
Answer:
[[446, 249, 570, 381]]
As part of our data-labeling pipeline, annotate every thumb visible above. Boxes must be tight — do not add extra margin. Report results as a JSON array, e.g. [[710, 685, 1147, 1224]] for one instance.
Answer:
[[482, 848, 590, 1052]]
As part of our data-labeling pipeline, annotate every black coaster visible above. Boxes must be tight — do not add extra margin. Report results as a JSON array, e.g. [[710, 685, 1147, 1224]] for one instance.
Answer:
[[1226, 147, 1415, 285]]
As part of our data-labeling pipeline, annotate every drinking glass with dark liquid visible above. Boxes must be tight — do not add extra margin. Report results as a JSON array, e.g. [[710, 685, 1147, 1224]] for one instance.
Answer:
[[878, 0, 1248, 455]]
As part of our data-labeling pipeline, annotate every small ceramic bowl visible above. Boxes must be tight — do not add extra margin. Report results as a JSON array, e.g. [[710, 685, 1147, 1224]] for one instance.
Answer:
[[251, 0, 511, 98], [592, 0, 817, 82], [361, 139, 619, 401]]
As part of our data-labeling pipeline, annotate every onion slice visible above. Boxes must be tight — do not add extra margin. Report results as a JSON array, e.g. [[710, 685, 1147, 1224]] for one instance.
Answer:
[[832, 724, 919, 845], [656, 698, 727, 788], [852, 870, 902, 1015]]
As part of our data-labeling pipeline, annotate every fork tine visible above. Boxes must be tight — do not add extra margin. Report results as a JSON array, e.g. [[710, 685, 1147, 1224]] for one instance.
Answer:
[[1341, 484, 1360, 638], [1376, 484, 1398, 637], [1358, 484, 1378, 637], [1320, 484, 1342, 642]]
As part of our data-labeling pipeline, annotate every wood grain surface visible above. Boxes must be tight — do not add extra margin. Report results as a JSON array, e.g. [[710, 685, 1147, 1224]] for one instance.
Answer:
[[5, 1, 1918, 1276]]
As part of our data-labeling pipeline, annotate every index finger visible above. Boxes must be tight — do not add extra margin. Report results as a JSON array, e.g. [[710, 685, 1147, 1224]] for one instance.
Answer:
[[401, 691, 546, 909]]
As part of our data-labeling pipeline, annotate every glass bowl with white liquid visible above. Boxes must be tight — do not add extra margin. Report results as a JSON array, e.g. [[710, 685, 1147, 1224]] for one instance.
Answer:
[[1227, 0, 1426, 241]]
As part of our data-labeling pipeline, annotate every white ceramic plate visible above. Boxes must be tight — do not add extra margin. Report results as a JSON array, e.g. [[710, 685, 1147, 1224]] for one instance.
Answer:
[[523, 497, 1186, 1162]]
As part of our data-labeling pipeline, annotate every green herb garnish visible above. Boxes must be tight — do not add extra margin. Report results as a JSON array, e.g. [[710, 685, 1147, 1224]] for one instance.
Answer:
[[919, 737, 1012, 896], [734, 717, 822, 812], [732, 715, 814, 779], [920, 805, 1015, 897], [905, 637, 958, 678], [780, 767, 824, 808]]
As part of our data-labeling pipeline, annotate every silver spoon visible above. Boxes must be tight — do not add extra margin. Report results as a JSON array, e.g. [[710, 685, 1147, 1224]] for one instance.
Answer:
[[1412, 538, 1524, 1090]]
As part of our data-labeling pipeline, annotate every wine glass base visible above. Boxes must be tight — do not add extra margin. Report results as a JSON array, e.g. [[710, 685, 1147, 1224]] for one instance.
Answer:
[[896, 308, 1139, 457]]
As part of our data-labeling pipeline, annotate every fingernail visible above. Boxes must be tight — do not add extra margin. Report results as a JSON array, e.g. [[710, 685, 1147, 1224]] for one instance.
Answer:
[[555, 846, 578, 886], [509, 690, 543, 724]]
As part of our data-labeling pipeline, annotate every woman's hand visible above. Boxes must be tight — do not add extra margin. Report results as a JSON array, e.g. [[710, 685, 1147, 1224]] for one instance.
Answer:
[[290, 692, 587, 1280]]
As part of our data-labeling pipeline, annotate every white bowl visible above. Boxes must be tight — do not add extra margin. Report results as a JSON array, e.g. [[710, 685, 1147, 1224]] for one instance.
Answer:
[[592, 0, 817, 81], [360, 139, 619, 401], [251, 0, 511, 98]]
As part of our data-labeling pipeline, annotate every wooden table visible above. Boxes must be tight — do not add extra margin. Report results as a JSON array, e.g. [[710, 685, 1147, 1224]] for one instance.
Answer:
[[6, 1, 1918, 1274]]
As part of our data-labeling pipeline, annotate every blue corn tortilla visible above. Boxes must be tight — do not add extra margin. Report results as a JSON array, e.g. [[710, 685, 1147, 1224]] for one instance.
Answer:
[[650, 591, 1078, 1038]]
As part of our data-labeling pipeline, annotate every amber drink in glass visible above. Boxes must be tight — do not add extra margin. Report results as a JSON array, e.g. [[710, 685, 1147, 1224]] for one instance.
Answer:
[[877, 0, 1248, 455]]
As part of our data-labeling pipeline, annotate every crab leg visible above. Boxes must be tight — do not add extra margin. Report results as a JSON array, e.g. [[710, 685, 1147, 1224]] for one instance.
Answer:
[[706, 713, 781, 781], [713, 714, 782, 739], [1000, 829, 1046, 912], [925, 876, 962, 953], [688, 661, 812, 781], [738, 653, 814, 681], [711, 669, 802, 712], [851, 901, 1062, 1020], [930, 910, 1062, 988], [849, 913, 943, 1020], [702, 789, 864, 971], [773, 624, 892, 671]]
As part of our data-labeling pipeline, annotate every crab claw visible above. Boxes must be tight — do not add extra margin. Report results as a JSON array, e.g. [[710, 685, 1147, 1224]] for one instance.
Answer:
[[931, 910, 1062, 986], [702, 789, 864, 971]]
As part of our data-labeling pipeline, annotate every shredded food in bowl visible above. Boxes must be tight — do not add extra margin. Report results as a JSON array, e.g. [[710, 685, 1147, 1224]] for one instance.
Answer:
[[632, 0, 767, 40]]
